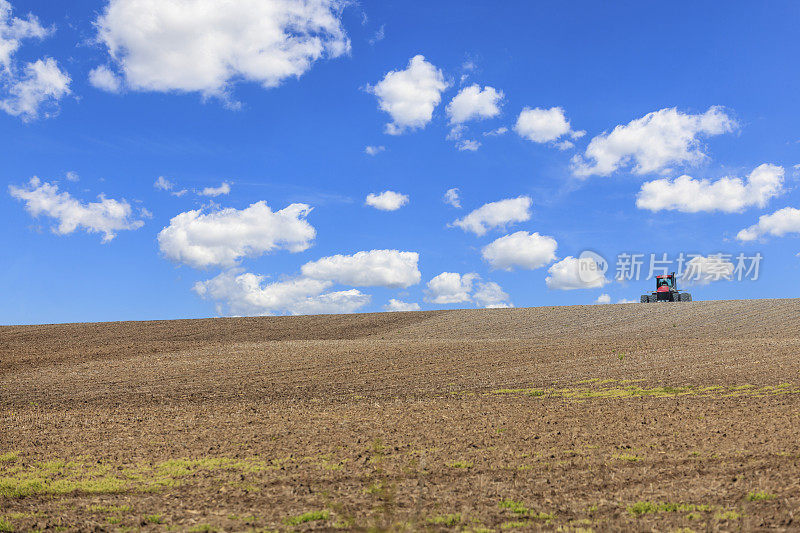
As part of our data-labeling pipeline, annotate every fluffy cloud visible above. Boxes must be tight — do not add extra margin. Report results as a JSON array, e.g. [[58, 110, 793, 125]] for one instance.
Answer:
[[545, 256, 609, 290], [481, 231, 558, 271], [158, 201, 315, 268], [1, 57, 70, 120], [451, 196, 532, 236], [681, 255, 735, 286], [425, 272, 478, 304], [514, 106, 583, 145], [154, 176, 174, 191], [8, 177, 144, 243], [637, 164, 784, 213], [193, 269, 369, 316], [365, 190, 409, 211], [572, 106, 737, 177], [93, 0, 349, 97], [367, 54, 448, 134], [364, 145, 385, 156], [88, 65, 122, 93], [446, 84, 503, 124], [199, 182, 231, 197], [737, 207, 800, 242], [0, 2, 70, 120], [301, 249, 421, 288], [473, 281, 512, 308], [443, 188, 461, 208], [385, 299, 421, 312], [594, 293, 611, 304]]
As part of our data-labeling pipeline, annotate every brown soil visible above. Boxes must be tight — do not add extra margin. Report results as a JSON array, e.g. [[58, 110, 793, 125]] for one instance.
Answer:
[[2, 299, 800, 532]]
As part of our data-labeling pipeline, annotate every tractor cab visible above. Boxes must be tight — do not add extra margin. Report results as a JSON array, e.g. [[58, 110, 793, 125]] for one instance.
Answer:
[[640, 272, 691, 303]]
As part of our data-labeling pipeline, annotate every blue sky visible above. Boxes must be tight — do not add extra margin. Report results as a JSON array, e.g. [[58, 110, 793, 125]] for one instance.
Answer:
[[2, 0, 799, 325]]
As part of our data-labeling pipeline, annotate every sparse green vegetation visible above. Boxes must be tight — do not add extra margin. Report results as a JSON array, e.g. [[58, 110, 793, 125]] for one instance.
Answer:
[[0, 452, 19, 463], [285, 510, 330, 526], [187, 524, 216, 532], [627, 502, 711, 516], [448, 460, 473, 469], [0, 519, 13, 533], [747, 491, 775, 502], [428, 513, 461, 526], [143, 514, 163, 524], [614, 453, 641, 462], [715, 510, 741, 520], [500, 521, 527, 530]]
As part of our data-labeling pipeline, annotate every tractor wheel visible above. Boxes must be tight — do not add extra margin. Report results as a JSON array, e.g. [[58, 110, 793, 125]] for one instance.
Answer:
[[640, 295, 648, 303], [682, 293, 692, 302]]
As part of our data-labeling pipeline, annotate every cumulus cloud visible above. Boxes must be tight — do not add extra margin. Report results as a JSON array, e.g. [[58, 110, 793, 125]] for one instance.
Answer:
[[1, 2, 70, 120], [736, 207, 800, 242], [364, 145, 385, 156], [425, 272, 478, 304], [365, 190, 409, 211], [594, 293, 611, 304], [65, 171, 79, 182], [367, 54, 448, 135], [8, 177, 145, 243], [637, 164, 784, 213], [681, 254, 735, 286], [88, 65, 122, 93], [483, 126, 508, 136], [385, 299, 421, 312], [514, 106, 583, 146], [301, 249, 421, 288], [93, 0, 350, 98], [473, 281, 512, 308], [157, 201, 315, 268], [545, 256, 610, 290], [572, 106, 737, 177], [193, 269, 369, 316], [199, 181, 231, 197], [1, 57, 70, 120], [443, 188, 461, 208], [154, 176, 174, 191], [451, 196, 532, 236], [481, 231, 558, 271], [446, 84, 503, 124]]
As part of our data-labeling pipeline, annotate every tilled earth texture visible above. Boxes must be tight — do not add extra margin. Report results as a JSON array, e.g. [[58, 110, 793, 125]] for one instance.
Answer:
[[2, 299, 800, 532]]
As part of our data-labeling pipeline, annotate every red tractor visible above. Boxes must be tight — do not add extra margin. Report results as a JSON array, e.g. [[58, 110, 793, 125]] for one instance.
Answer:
[[640, 272, 692, 303]]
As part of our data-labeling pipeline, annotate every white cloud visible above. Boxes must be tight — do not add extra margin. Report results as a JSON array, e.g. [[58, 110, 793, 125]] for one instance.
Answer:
[[0, 0, 50, 70], [481, 231, 558, 271], [154, 176, 174, 191], [93, 0, 350, 98], [616, 298, 638, 304], [483, 126, 508, 136], [514, 106, 583, 147], [65, 171, 79, 182], [368, 24, 384, 46], [425, 272, 478, 304], [157, 201, 315, 268], [200, 181, 231, 197], [637, 164, 784, 213], [443, 188, 461, 208], [736, 207, 800, 242], [365, 190, 408, 211], [446, 84, 503, 124], [545, 256, 610, 290], [572, 106, 737, 177], [385, 299, 420, 312], [88, 65, 122, 93], [367, 54, 448, 135], [364, 145, 385, 156], [301, 250, 420, 288], [8, 177, 144, 243], [681, 254, 734, 286], [594, 293, 611, 304], [193, 269, 369, 316], [473, 281, 512, 308], [451, 196, 532, 236], [456, 139, 480, 151], [0, 57, 70, 120]]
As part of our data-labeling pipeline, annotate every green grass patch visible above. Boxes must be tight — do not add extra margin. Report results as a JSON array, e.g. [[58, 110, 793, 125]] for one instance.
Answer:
[[747, 491, 775, 502], [143, 514, 163, 524], [0, 452, 19, 464], [187, 525, 216, 532], [0, 519, 12, 533], [448, 460, 473, 469], [715, 510, 741, 520], [500, 521, 527, 530], [627, 501, 710, 516], [285, 510, 329, 526], [427, 514, 461, 526]]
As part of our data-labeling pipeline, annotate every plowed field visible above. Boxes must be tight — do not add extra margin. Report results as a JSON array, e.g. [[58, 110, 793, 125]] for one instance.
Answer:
[[2, 299, 800, 531]]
